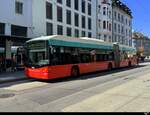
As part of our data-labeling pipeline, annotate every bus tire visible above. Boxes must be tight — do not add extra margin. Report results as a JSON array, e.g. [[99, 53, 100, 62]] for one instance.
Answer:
[[108, 63, 113, 71], [71, 66, 80, 77]]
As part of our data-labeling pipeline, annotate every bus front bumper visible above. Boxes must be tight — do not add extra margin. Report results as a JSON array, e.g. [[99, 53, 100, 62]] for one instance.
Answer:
[[25, 68, 49, 80]]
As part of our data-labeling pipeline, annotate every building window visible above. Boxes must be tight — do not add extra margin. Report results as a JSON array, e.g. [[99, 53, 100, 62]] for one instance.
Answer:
[[46, 2, 53, 20], [109, 23, 111, 32], [114, 11, 117, 20], [66, 10, 71, 25], [126, 29, 128, 36], [0, 23, 5, 35], [66, 27, 72, 36], [121, 15, 124, 23], [82, 16, 86, 29], [88, 32, 92, 38], [118, 13, 120, 22], [98, 34, 101, 39], [103, 21, 106, 29], [107, 21, 109, 30], [57, 25, 63, 35], [98, 20, 101, 28], [104, 35, 107, 41], [114, 23, 117, 32], [118, 24, 120, 33], [109, 11, 111, 19], [82, 0, 86, 13], [66, 0, 71, 7], [121, 26, 124, 34], [88, 3, 91, 16], [82, 31, 86, 37], [75, 29, 79, 37], [57, 0, 62, 4], [109, 36, 111, 42], [11, 25, 27, 37], [74, 13, 79, 27], [103, 7, 106, 15], [15, 1, 23, 15], [74, 0, 79, 10], [98, 5, 101, 14], [129, 20, 131, 27], [46, 22, 53, 35], [88, 18, 92, 30], [57, 6, 63, 22]]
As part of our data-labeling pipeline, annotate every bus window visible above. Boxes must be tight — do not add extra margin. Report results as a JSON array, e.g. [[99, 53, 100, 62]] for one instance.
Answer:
[[108, 52, 114, 61], [50, 46, 81, 65], [80, 54, 91, 63], [79, 48, 92, 63], [26, 41, 49, 67], [71, 48, 80, 64], [96, 54, 103, 62], [50, 47, 61, 65]]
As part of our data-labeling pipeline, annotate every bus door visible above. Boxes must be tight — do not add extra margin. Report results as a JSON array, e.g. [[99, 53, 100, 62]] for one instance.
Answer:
[[113, 44, 120, 68]]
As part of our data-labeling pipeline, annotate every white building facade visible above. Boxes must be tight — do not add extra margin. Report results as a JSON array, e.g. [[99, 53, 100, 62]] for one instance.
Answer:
[[0, 0, 33, 38], [96, 0, 132, 47], [112, 0, 132, 46], [97, 0, 113, 42], [32, 0, 97, 38], [0, 0, 32, 59]]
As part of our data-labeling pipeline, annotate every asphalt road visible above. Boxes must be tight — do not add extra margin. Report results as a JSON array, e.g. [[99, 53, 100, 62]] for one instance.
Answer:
[[0, 62, 150, 112]]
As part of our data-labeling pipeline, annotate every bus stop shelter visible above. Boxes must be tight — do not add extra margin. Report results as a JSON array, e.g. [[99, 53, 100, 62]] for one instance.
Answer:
[[0, 35, 30, 72]]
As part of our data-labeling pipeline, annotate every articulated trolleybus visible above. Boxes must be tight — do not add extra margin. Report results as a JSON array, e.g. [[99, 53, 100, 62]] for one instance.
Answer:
[[24, 35, 138, 80]]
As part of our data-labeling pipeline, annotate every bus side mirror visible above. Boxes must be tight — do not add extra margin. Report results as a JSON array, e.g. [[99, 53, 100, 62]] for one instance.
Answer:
[[50, 46, 56, 54], [50, 46, 53, 54]]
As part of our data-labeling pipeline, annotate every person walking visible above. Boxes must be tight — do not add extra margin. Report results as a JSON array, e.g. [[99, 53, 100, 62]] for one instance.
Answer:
[[11, 55, 17, 72]]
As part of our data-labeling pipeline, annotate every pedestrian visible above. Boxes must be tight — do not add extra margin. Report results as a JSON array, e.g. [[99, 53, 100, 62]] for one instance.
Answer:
[[11, 55, 17, 72]]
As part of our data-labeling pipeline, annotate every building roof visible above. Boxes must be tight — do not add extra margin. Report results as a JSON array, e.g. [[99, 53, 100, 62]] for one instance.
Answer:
[[112, 0, 132, 17]]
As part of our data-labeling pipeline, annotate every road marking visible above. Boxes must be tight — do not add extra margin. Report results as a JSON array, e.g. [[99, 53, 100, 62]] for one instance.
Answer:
[[3, 81, 49, 91]]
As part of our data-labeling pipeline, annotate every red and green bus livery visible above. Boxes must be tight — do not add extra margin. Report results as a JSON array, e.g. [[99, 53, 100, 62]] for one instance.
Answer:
[[24, 35, 138, 80]]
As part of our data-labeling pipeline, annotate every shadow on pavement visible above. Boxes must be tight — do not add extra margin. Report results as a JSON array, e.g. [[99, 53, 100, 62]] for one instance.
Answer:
[[0, 79, 35, 89]]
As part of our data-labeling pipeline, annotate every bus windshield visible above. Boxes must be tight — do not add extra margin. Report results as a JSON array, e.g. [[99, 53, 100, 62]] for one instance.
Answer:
[[25, 41, 49, 68]]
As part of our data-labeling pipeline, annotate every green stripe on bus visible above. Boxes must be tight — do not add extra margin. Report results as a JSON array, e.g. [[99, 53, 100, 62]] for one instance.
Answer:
[[48, 39, 113, 50]]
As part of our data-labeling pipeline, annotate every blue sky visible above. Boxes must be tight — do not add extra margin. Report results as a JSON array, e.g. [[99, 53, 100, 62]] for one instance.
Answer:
[[121, 0, 150, 37]]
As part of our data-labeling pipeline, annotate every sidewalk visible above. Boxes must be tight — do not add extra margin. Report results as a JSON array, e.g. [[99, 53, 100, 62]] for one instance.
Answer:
[[0, 71, 27, 84], [63, 69, 150, 112]]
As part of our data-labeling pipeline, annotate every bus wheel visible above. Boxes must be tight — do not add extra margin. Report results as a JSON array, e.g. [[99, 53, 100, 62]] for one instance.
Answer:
[[108, 63, 112, 71], [71, 67, 79, 77]]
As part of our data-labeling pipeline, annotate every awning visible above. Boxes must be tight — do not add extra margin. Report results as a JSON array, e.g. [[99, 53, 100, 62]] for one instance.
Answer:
[[0, 35, 31, 42], [0, 35, 31, 47]]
